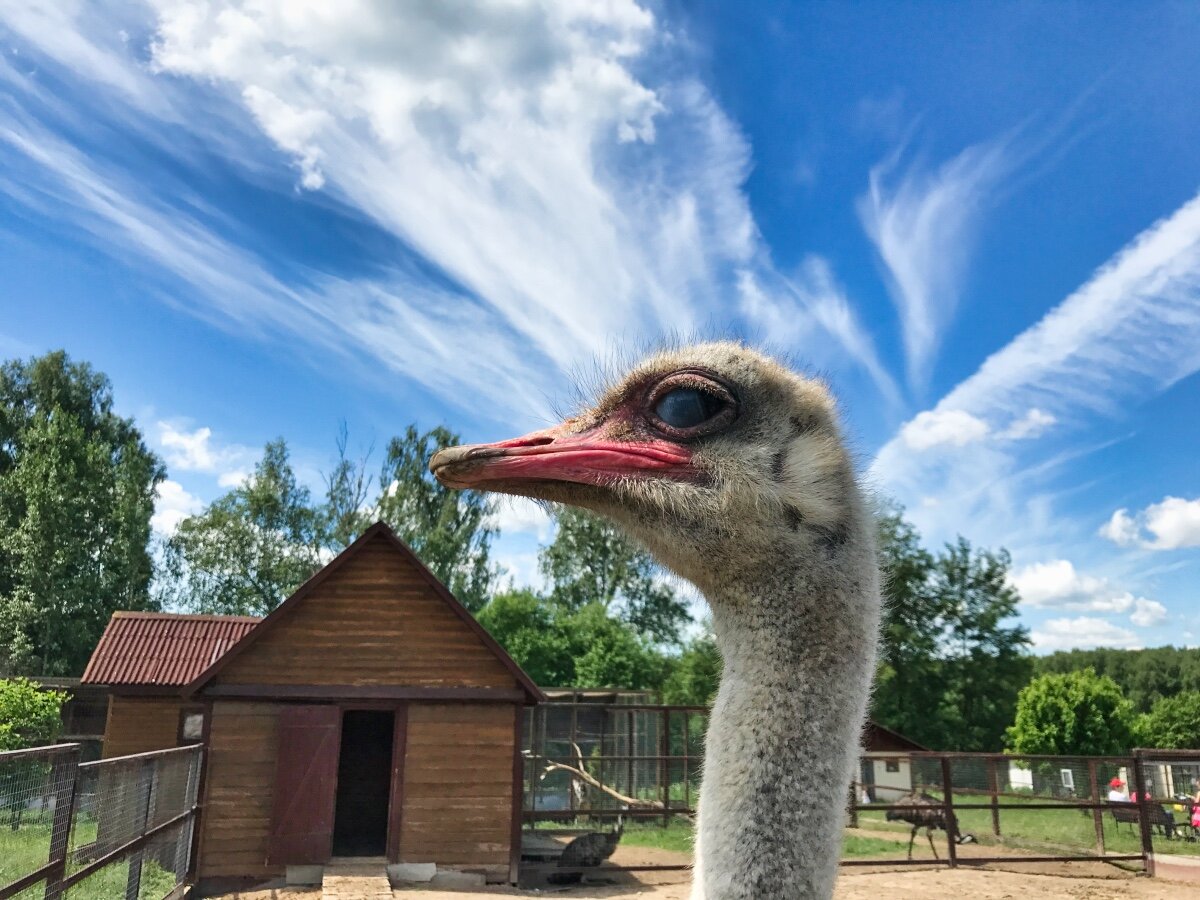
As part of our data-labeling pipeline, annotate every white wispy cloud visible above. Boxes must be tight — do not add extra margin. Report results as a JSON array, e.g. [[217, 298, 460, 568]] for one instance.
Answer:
[[0, 0, 895, 420], [1031, 616, 1143, 653], [859, 136, 1012, 391], [873, 189, 1200, 554], [1010, 559, 1166, 629], [151, 478, 203, 535], [488, 497, 555, 543], [1100, 496, 1200, 550], [156, 421, 256, 478]]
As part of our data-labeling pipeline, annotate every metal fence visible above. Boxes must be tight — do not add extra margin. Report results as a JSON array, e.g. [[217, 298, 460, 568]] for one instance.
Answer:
[[523, 701, 705, 825], [0, 744, 202, 900], [522, 704, 1198, 880]]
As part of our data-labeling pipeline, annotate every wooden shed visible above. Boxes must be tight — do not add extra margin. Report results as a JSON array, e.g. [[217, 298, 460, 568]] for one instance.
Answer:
[[82, 522, 544, 892]]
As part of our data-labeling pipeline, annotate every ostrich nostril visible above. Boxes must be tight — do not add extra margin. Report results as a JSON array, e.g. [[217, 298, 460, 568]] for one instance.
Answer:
[[508, 435, 554, 448]]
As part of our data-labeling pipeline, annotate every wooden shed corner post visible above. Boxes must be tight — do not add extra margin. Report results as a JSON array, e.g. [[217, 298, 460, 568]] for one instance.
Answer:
[[509, 704, 525, 886]]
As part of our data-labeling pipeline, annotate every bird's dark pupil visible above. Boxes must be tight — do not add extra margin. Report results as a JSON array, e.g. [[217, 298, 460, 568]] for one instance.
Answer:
[[654, 388, 723, 429]]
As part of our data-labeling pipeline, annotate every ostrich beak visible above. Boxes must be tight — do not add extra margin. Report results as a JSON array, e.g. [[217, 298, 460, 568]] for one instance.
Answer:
[[428, 425, 696, 491]]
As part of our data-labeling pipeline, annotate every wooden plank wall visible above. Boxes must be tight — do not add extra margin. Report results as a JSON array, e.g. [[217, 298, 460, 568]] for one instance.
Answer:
[[102, 696, 181, 758], [400, 702, 516, 880], [214, 536, 517, 690], [197, 701, 284, 880]]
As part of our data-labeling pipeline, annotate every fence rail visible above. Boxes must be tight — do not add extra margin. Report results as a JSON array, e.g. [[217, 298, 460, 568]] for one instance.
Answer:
[[523, 703, 1198, 879], [0, 744, 201, 900]]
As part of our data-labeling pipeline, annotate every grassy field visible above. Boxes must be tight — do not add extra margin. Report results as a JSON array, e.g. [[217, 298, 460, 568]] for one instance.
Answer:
[[616, 820, 910, 859], [0, 818, 176, 899], [857, 793, 1199, 858]]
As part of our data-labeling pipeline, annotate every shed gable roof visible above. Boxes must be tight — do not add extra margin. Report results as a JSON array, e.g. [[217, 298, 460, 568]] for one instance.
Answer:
[[82, 612, 260, 688], [186, 521, 544, 702]]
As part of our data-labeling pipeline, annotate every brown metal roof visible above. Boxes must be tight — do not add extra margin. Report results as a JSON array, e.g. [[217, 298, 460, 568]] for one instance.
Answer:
[[81, 611, 261, 688]]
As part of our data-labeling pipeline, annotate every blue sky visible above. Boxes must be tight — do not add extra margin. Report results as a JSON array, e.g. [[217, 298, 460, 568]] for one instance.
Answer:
[[2, 2, 1199, 653]]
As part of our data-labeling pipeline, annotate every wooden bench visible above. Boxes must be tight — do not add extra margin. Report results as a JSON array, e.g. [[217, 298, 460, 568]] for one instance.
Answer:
[[1111, 803, 1178, 838]]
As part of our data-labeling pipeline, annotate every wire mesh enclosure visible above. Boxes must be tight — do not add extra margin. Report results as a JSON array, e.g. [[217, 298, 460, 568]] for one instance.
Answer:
[[0, 744, 201, 900], [523, 702, 706, 825], [521, 708, 1197, 879]]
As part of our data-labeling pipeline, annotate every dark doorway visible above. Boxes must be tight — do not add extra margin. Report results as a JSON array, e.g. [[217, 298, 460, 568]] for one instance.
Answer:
[[332, 710, 395, 856]]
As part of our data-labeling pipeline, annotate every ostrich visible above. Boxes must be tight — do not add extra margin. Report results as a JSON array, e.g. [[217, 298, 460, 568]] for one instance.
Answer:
[[430, 342, 881, 899], [549, 817, 625, 884], [885, 790, 974, 860]]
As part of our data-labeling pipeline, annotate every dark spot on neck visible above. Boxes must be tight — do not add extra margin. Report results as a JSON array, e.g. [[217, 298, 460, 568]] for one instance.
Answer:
[[771, 449, 787, 482], [790, 413, 817, 435], [783, 504, 803, 531]]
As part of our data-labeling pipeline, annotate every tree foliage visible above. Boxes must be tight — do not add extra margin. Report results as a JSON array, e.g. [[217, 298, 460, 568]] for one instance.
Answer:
[[0, 677, 67, 751], [1006, 668, 1136, 756], [540, 507, 690, 644], [1136, 691, 1200, 750], [662, 632, 722, 706], [477, 591, 667, 690], [872, 503, 1031, 751], [161, 425, 500, 615], [0, 352, 163, 675], [1034, 646, 1200, 714], [159, 440, 324, 616], [375, 425, 497, 612]]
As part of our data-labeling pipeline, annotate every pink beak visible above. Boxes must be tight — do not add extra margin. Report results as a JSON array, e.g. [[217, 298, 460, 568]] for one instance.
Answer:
[[429, 425, 697, 490]]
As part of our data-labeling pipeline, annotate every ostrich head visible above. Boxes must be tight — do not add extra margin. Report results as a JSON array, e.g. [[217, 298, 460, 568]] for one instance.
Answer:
[[429, 341, 862, 599]]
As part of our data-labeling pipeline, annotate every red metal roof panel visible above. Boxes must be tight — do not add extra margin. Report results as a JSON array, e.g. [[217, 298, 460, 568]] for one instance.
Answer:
[[81, 611, 261, 687]]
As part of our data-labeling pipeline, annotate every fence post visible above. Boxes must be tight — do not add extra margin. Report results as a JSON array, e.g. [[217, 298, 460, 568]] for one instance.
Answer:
[[1087, 759, 1105, 857], [660, 708, 670, 828], [1131, 750, 1154, 876], [987, 756, 1001, 837], [125, 759, 157, 900], [939, 755, 958, 868], [43, 746, 81, 900]]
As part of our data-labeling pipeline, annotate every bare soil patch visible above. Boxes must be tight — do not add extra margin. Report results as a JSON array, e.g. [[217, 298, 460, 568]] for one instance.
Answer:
[[208, 842, 1199, 900]]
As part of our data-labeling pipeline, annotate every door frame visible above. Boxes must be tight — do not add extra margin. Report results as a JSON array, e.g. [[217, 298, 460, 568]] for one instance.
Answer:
[[330, 701, 408, 862]]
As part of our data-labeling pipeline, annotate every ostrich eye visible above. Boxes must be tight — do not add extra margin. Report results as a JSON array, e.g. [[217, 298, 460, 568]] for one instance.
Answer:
[[653, 388, 726, 429]]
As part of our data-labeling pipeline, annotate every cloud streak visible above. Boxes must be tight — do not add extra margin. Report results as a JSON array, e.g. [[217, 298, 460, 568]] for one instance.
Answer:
[[859, 136, 1012, 391], [0, 0, 894, 422], [873, 188, 1200, 554]]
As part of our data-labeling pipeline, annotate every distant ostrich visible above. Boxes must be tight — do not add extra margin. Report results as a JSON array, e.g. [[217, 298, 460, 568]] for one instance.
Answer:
[[549, 817, 625, 884], [886, 790, 975, 859], [431, 342, 881, 899]]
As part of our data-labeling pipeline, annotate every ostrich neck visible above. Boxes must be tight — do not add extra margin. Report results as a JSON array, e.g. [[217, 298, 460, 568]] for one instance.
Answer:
[[693, 557, 878, 900]]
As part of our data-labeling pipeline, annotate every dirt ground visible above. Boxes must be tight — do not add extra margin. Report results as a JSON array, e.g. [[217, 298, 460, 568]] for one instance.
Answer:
[[213, 844, 1197, 900]]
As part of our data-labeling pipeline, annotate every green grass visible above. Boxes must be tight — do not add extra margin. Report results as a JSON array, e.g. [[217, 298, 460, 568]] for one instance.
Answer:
[[857, 792, 1199, 859], [0, 817, 176, 899], [610, 820, 909, 859]]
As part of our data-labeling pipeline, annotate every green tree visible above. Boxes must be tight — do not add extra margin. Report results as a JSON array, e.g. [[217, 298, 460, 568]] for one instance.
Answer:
[[662, 632, 722, 706], [1006, 668, 1136, 756], [0, 677, 67, 751], [540, 507, 690, 644], [932, 537, 1032, 751], [0, 352, 163, 675], [1034, 646, 1200, 713], [476, 589, 575, 687], [375, 425, 497, 611], [568, 603, 669, 690], [872, 503, 943, 746], [1136, 691, 1200, 749], [159, 439, 324, 615]]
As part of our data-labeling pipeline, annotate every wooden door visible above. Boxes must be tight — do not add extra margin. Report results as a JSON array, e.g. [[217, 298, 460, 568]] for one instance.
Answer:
[[386, 704, 408, 862], [267, 705, 341, 865]]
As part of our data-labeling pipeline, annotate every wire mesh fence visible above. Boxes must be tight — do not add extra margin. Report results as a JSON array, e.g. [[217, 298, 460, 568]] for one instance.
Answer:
[[0, 744, 201, 900], [522, 704, 1196, 878], [524, 702, 705, 825]]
